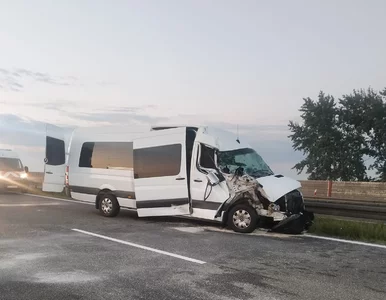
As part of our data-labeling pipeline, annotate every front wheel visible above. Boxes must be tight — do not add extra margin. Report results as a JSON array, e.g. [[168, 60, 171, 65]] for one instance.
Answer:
[[228, 204, 258, 233], [99, 194, 120, 217]]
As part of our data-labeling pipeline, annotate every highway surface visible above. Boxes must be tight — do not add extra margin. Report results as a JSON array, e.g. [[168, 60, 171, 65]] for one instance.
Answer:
[[0, 193, 385, 300]]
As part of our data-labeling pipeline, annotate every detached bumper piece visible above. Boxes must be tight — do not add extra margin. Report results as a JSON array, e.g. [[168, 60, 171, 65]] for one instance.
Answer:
[[270, 210, 314, 234]]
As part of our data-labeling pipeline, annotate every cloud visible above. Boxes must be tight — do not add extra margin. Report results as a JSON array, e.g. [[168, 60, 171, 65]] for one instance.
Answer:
[[0, 67, 78, 91], [69, 108, 167, 125]]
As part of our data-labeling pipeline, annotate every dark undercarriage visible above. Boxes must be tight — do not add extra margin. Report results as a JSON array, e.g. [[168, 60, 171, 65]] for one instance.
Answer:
[[269, 190, 314, 234]]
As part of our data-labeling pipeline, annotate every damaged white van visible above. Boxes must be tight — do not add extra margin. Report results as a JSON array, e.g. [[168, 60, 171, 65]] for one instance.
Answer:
[[43, 124, 313, 233]]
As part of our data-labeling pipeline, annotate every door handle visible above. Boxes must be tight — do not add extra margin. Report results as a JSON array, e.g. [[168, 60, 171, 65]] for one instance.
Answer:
[[194, 179, 203, 182], [46, 171, 53, 174], [176, 177, 185, 180]]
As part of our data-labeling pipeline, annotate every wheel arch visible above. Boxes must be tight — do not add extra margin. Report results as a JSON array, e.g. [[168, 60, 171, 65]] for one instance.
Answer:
[[95, 188, 115, 209], [222, 196, 256, 226]]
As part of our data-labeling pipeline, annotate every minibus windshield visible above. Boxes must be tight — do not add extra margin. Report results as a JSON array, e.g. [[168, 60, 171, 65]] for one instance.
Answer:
[[0, 158, 23, 171], [218, 148, 274, 178]]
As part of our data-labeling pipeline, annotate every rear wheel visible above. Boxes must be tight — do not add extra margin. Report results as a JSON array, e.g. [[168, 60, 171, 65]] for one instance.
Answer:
[[228, 204, 258, 233], [99, 194, 120, 217]]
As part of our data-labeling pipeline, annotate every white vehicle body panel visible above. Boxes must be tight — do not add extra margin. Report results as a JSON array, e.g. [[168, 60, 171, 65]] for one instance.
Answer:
[[66, 127, 144, 208], [257, 175, 302, 202], [133, 128, 190, 217], [42, 124, 303, 223], [43, 124, 67, 192], [189, 142, 229, 203]]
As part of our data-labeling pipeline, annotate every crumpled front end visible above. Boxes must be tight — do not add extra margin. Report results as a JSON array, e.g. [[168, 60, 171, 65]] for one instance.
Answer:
[[269, 190, 314, 234], [216, 172, 314, 234]]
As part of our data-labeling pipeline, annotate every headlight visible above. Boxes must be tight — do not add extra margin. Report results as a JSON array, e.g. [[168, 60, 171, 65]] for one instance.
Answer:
[[20, 173, 28, 179]]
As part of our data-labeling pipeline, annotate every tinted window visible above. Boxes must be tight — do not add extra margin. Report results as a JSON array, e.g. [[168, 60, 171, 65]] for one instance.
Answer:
[[46, 137, 65, 166], [200, 144, 216, 169], [134, 144, 181, 178], [79, 142, 94, 167], [79, 142, 133, 169]]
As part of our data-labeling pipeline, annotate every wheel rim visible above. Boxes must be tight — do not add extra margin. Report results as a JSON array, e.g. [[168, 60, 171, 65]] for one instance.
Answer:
[[232, 209, 252, 229], [101, 198, 113, 214]]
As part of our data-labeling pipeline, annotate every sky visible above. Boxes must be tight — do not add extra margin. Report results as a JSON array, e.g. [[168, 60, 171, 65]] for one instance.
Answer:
[[1, 0, 386, 177]]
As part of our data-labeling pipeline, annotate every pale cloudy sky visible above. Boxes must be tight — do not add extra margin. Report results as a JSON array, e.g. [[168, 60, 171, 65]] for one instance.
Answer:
[[1, 0, 386, 177]]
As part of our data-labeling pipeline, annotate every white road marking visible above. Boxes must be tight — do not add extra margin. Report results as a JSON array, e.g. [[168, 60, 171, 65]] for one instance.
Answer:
[[178, 227, 386, 249], [72, 228, 206, 265], [0, 203, 65, 207], [195, 226, 295, 238], [303, 234, 386, 249], [25, 194, 94, 205], [173, 227, 205, 233], [22, 194, 386, 250]]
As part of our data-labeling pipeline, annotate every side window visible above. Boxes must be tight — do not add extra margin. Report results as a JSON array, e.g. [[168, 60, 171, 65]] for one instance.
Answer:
[[91, 142, 112, 168], [79, 142, 133, 169], [106, 142, 133, 169], [46, 137, 65, 166], [199, 144, 216, 169], [79, 142, 94, 167], [134, 144, 182, 178]]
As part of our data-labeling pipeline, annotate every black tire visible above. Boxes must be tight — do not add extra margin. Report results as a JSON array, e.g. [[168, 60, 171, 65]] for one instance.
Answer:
[[99, 193, 120, 217], [227, 204, 258, 233]]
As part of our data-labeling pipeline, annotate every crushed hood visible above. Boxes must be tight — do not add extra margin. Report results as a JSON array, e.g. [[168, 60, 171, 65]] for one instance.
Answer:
[[257, 175, 301, 202]]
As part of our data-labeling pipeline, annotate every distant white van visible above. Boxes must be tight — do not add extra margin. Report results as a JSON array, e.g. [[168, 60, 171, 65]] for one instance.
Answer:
[[0, 149, 29, 192], [43, 124, 312, 233]]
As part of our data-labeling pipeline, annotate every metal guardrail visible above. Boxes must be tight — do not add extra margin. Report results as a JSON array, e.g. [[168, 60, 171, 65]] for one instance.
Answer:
[[25, 174, 386, 221], [305, 198, 386, 221]]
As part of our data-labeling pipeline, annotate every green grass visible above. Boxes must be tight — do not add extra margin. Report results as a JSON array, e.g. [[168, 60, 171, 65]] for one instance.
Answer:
[[308, 216, 386, 245]]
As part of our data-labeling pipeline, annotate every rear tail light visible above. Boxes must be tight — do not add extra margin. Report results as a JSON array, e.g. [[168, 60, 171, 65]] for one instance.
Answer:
[[65, 166, 69, 186]]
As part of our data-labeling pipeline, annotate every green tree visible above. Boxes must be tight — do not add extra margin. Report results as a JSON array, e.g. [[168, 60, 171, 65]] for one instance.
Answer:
[[290, 87, 386, 181], [289, 91, 368, 181], [339, 88, 386, 181], [289, 92, 345, 180]]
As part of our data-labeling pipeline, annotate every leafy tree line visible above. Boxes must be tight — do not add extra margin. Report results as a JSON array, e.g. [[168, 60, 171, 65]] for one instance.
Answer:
[[288, 87, 386, 181]]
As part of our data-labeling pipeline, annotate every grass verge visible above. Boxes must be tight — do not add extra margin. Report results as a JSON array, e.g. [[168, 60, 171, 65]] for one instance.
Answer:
[[308, 215, 386, 245]]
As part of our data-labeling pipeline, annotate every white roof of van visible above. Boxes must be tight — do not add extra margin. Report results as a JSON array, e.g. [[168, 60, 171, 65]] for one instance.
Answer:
[[152, 125, 252, 151], [69, 124, 252, 151], [0, 149, 20, 158]]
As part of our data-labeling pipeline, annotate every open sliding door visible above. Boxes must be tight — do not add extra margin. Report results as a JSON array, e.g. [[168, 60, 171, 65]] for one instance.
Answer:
[[133, 128, 191, 217]]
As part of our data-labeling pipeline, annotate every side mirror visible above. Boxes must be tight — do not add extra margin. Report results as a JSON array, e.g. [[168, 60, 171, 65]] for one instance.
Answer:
[[24, 166, 29, 173], [207, 171, 220, 186]]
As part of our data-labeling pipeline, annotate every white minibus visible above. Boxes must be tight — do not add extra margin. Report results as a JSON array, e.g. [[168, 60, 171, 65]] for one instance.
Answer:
[[43, 124, 313, 233]]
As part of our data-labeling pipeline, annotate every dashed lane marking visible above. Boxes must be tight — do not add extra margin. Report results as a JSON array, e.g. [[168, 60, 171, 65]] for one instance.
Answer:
[[303, 234, 386, 250], [0, 202, 66, 207], [72, 228, 207, 265]]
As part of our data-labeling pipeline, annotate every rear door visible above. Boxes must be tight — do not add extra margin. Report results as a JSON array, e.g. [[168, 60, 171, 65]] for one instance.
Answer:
[[133, 128, 190, 217], [43, 124, 67, 192]]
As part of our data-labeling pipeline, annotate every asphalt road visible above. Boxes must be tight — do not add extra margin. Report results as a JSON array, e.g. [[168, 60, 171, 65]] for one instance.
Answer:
[[0, 193, 385, 300]]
